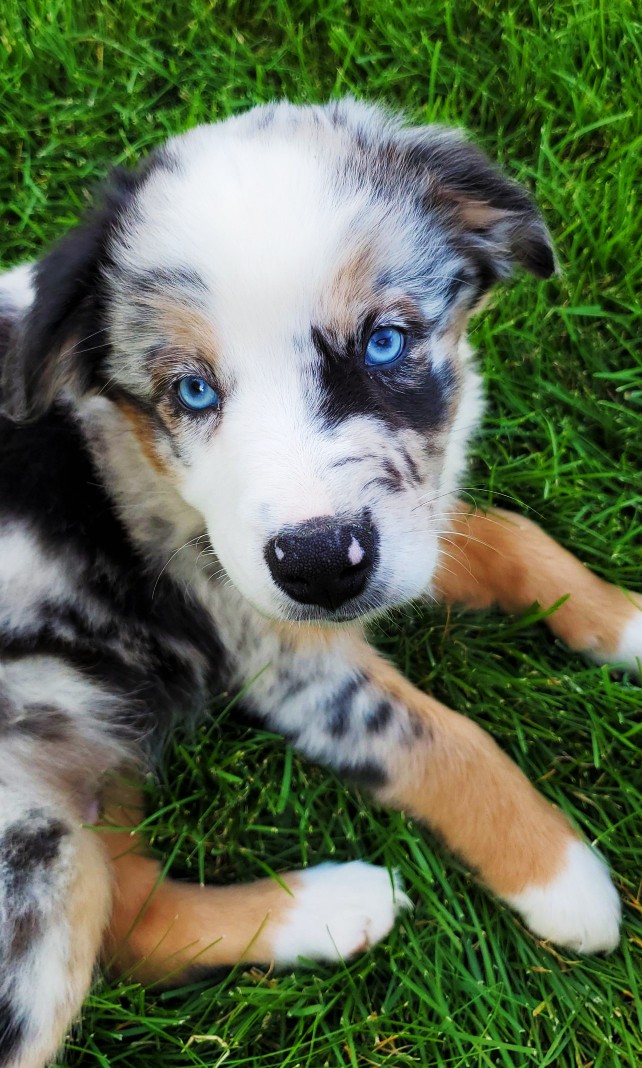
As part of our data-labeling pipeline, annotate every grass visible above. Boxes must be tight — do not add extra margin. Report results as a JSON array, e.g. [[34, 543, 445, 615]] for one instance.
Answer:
[[1, 0, 641, 1065]]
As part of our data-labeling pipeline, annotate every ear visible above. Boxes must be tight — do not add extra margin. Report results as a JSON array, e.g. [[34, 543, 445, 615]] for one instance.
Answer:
[[1, 155, 164, 423], [397, 125, 556, 283]]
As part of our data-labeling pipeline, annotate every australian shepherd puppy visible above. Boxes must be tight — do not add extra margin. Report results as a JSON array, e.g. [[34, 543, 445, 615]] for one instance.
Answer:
[[0, 99, 639, 1068]]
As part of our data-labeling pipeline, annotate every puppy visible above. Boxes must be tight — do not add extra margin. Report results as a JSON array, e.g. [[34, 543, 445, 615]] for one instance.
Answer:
[[0, 99, 639, 1068]]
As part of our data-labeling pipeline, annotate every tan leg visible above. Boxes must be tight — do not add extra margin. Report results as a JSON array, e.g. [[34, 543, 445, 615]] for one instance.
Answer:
[[360, 643, 621, 946], [253, 625, 622, 954], [100, 789, 409, 984], [361, 651, 572, 898], [434, 502, 641, 666]]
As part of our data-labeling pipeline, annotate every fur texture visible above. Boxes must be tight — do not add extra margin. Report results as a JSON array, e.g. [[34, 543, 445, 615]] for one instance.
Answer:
[[0, 99, 638, 1067]]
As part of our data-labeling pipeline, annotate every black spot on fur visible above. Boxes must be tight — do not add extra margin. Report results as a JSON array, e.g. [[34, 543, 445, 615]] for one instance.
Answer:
[[336, 760, 388, 790], [0, 994, 25, 1066], [327, 675, 364, 738], [1, 817, 67, 876], [365, 700, 394, 733]]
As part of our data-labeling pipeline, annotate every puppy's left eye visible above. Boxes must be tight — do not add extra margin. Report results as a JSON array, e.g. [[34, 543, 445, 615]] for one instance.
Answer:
[[176, 375, 220, 412], [365, 326, 406, 367]]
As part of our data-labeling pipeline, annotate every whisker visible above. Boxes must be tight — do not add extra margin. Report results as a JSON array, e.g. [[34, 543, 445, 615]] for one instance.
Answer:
[[152, 534, 208, 599]]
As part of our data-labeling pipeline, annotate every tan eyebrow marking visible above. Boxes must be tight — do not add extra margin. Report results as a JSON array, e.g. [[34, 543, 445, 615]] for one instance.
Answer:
[[138, 294, 221, 373]]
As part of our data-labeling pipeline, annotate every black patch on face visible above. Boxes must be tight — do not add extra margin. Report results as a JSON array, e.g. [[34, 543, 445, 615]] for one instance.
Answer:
[[382, 360, 457, 435], [365, 699, 394, 733], [312, 326, 455, 436], [0, 994, 25, 1066], [335, 760, 388, 790], [327, 674, 364, 738]]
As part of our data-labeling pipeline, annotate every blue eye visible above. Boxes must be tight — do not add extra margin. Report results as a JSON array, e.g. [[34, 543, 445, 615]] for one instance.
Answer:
[[176, 375, 220, 411], [365, 326, 406, 367]]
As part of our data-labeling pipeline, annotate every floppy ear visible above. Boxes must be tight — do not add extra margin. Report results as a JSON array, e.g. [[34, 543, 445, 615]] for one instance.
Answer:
[[398, 125, 556, 284], [1, 159, 160, 423]]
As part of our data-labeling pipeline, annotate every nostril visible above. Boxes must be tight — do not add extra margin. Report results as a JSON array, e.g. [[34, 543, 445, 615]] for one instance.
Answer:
[[339, 559, 369, 580]]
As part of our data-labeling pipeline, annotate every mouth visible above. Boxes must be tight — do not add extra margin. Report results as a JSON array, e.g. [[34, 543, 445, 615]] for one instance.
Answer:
[[275, 583, 391, 625]]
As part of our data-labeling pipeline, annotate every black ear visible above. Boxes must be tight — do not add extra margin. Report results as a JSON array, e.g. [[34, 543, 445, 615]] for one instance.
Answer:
[[1, 156, 163, 423], [398, 125, 556, 283]]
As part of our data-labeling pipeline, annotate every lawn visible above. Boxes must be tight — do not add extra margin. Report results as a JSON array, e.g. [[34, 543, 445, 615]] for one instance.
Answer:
[[1, 1, 641, 1065]]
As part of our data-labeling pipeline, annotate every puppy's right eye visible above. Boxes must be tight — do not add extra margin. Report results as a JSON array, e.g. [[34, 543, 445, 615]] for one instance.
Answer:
[[176, 375, 220, 412]]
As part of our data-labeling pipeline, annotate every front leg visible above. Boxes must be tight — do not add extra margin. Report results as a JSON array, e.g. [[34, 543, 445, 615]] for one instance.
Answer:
[[434, 502, 642, 671], [236, 620, 621, 954], [102, 786, 410, 983]]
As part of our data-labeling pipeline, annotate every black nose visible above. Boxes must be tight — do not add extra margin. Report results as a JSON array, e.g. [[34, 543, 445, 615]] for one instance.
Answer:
[[265, 517, 378, 610]]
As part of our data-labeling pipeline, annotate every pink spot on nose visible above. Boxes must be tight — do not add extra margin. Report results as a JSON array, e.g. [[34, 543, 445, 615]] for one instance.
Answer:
[[347, 536, 365, 566]]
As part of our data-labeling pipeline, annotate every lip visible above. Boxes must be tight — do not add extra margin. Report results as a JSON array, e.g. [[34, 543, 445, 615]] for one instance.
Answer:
[[275, 584, 392, 625]]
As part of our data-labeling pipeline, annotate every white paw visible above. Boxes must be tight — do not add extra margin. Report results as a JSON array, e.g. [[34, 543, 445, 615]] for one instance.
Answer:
[[272, 861, 412, 964], [614, 609, 642, 675], [506, 839, 621, 954]]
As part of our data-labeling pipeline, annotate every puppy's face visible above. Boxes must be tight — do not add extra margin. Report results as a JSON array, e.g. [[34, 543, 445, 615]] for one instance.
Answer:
[[5, 101, 554, 623]]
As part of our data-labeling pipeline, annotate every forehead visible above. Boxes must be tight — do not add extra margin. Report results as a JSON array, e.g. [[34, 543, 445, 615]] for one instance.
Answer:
[[111, 106, 458, 343]]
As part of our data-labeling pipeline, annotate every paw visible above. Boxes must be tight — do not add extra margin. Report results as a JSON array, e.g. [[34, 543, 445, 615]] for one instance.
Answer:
[[587, 595, 642, 677], [613, 607, 642, 676], [272, 861, 411, 964], [506, 839, 621, 953]]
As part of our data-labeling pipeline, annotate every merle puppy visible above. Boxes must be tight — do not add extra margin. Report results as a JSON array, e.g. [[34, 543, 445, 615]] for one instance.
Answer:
[[0, 99, 639, 1068]]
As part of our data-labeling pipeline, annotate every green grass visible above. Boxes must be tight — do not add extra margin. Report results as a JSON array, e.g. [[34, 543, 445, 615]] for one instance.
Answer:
[[1, 1, 641, 1065]]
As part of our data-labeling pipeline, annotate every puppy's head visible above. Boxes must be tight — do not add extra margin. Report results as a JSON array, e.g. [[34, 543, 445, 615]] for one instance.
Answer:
[[2, 100, 554, 622]]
